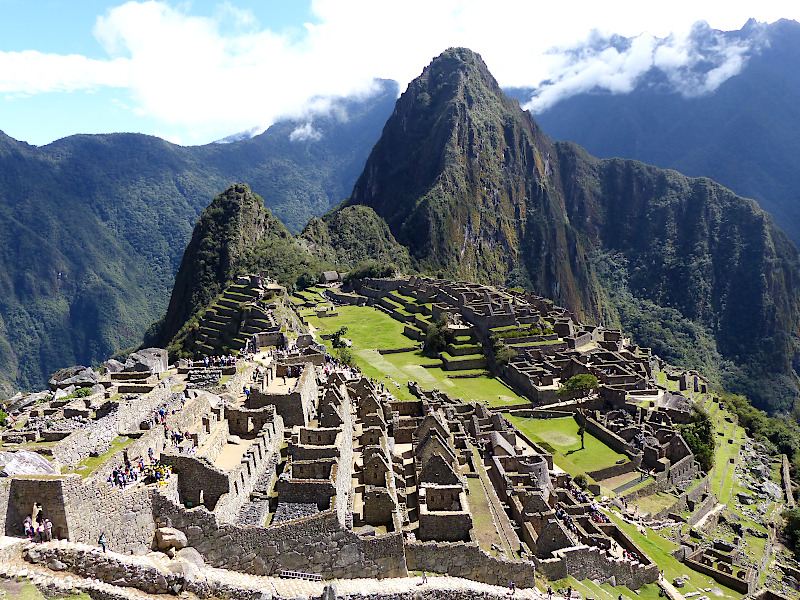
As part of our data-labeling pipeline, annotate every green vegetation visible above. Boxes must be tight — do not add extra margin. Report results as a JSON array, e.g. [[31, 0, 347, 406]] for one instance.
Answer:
[[556, 374, 598, 399], [507, 415, 626, 478], [677, 406, 715, 472], [422, 318, 455, 357], [0, 82, 400, 396], [66, 436, 133, 478], [306, 304, 524, 406]]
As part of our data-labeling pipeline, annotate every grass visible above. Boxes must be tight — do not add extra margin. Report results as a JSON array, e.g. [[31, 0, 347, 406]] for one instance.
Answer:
[[506, 415, 626, 477], [466, 476, 505, 554], [66, 436, 133, 478], [603, 509, 743, 599], [307, 305, 411, 351], [0, 581, 91, 600], [307, 305, 527, 406]]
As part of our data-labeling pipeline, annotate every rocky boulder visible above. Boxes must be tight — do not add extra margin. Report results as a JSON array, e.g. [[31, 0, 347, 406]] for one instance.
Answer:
[[48, 366, 99, 391], [156, 527, 188, 550], [124, 348, 168, 375], [0, 450, 58, 476], [103, 359, 125, 373]]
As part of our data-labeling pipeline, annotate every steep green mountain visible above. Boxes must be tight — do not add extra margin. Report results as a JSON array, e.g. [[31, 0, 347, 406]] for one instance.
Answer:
[[0, 80, 397, 394], [300, 205, 412, 272], [343, 47, 800, 412], [346, 48, 604, 323], [155, 183, 326, 350], [515, 19, 800, 248]]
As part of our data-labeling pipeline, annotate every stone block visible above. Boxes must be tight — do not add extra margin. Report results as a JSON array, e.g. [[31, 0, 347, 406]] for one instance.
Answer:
[[156, 527, 188, 550]]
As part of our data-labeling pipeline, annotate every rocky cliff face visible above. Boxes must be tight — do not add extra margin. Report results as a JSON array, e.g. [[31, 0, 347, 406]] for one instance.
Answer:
[[347, 48, 603, 322], [344, 47, 800, 411]]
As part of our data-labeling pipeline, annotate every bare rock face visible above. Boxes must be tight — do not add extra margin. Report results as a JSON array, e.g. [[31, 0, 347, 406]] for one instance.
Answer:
[[48, 366, 99, 391], [0, 450, 58, 476], [124, 348, 168, 375], [156, 527, 188, 550], [103, 359, 125, 373]]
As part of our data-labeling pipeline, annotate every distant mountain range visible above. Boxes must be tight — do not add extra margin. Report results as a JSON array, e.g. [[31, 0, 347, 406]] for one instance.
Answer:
[[338, 48, 800, 414], [0, 80, 397, 395], [160, 47, 800, 415], [509, 18, 800, 247], [5, 17, 800, 413]]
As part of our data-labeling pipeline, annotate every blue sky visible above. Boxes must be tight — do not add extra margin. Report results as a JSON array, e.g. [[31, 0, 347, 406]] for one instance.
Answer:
[[1, 0, 798, 146]]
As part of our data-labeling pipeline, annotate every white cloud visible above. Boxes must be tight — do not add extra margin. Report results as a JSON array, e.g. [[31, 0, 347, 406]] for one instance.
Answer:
[[0, 50, 127, 95], [0, 0, 798, 143], [289, 122, 322, 142]]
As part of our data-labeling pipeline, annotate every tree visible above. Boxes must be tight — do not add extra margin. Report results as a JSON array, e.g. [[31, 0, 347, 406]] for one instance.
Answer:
[[422, 317, 455, 357], [557, 374, 599, 400], [678, 407, 715, 472], [331, 326, 348, 348]]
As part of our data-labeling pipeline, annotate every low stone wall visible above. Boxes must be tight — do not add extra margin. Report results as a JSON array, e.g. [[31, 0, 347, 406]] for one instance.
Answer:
[[782, 454, 795, 508], [93, 428, 164, 484], [588, 461, 634, 482], [152, 492, 406, 579], [405, 541, 535, 588], [687, 493, 718, 528], [536, 545, 658, 590], [160, 454, 230, 510], [25, 543, 184, 595]]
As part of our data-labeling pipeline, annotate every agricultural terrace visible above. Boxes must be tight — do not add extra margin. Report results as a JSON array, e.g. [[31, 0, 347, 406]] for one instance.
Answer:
[[299, 294, 526, 407]]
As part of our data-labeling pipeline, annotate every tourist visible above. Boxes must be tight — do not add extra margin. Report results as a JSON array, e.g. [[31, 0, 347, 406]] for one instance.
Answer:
[[508, 581, 515, 595], [23, 516, 33, 539], [99, 533, 106, 553], [44, 518, 53, 541]]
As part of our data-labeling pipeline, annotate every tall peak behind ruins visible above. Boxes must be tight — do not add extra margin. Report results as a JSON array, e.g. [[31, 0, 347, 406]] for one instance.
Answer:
[[341, 47, 800, 411]]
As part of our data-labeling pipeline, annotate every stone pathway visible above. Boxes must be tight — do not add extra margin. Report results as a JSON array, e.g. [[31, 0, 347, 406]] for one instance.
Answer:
[[0, 537, 548, 600]]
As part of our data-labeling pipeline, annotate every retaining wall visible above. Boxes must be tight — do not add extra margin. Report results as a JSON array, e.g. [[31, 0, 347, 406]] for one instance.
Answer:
[[405, 541, 535, 588]]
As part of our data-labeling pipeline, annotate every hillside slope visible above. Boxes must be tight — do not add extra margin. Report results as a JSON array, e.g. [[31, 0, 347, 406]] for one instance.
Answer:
[[0, 80, 397, 394], [343, 47, 800, 412], [523, 18, 800, 248]]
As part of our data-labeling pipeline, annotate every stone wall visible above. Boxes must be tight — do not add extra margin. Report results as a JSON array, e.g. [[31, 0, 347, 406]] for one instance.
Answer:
[[152, 492, 406, 578], [92, 426, 167, 484], [587, 461, 634, 482], [248, 364, 317, 426], [5, 476, 73, 541], [405, 541, 535, 588], [63, 476, 171, 555], [537, 545, 658, 590], [51, 384, 180, 468], [213, 418, 284, 524], [160, 454, 230, 510], [782, 454, 795, 508], [687, 493, 718, 528]]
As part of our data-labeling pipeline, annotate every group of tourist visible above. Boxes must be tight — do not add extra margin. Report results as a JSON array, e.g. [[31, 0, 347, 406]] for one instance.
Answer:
[[190, 355, 237, 369], [23, 503, 53, 542]]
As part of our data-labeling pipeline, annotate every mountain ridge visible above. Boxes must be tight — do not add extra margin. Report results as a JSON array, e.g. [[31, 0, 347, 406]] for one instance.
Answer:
[[342, 47, 800, 412]]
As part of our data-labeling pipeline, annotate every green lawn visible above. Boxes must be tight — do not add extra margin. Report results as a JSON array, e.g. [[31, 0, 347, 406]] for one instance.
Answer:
[[307, 305, 527, 406], [505, 415, 626, 477], [307, 305, 412, 350], [604, 510, 743, 600]]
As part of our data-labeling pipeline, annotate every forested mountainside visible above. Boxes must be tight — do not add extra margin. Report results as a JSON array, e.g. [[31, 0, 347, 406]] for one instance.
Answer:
[[0, 80, 397, 395], [515, 18, 800, 248], [343, 47, 800, 413]]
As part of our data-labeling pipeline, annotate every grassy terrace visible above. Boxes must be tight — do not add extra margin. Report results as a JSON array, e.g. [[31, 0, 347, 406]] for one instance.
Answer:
[[305, 304, 526, 406], [505, 415, 627, 479], [66, 436, 133, 478]]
